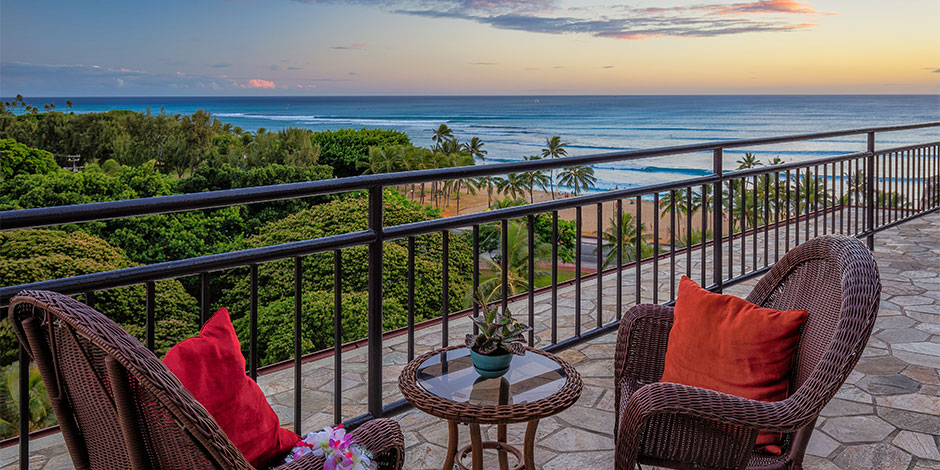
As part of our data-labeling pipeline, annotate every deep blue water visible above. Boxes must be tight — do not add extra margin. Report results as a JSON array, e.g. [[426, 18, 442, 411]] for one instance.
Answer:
[[16, 95, 940, 191]]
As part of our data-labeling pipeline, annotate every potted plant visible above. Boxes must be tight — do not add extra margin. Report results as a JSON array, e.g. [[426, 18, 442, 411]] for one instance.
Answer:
[[464, 291, 532, 378]]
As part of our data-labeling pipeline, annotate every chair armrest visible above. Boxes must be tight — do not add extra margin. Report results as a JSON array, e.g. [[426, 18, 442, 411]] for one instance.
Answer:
[[271, 419, 404, 470], [623, 382, 810, 432], [614, 304, 674, 386]]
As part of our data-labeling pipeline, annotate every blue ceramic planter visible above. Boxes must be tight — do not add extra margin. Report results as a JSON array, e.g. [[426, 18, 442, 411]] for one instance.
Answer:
[[469, 349, 513, 378]]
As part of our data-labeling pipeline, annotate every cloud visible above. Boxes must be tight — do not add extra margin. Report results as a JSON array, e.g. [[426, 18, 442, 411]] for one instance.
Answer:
[[270, 65, 279, 71], [934, 68, 940, 73], [709, 0, 823, 15], [331, 42, 367, 50], [210, 62, 231, 68], [287, 66, 302, 70], [292, 0, 829, 41], [243, 79, 276, 88], [601, 65, 614, 69], [470, 61, 497, 65]]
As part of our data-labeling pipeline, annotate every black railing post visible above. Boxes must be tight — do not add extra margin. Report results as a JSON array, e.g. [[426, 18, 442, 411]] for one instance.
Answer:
[[367, 186, 384, 418], [712, 148, 724, 292], [867, 132, 876, 250]]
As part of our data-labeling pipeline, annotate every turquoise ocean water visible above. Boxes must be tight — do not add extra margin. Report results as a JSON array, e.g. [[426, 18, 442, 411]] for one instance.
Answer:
[[21, 95, 940, 191]]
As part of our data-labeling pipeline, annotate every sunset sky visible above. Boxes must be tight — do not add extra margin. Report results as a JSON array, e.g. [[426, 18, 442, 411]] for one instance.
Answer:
[[1, 0, 938, 96]]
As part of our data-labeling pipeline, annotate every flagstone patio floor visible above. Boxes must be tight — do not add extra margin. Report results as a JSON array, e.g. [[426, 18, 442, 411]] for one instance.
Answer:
[[4, 210, 939, 469]]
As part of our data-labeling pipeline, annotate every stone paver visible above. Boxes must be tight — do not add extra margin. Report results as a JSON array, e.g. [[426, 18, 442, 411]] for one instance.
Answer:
[[4, 210, 940, 469]]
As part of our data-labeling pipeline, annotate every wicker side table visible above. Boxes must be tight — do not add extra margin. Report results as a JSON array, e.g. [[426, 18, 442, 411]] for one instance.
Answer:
[[399, 346, 582, 470]]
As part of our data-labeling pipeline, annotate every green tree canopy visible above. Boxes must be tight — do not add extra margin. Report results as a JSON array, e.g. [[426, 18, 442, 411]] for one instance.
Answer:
[[312, 128, 411, 177], [217, 190, 474, 366], [0, 138, 58, 180], [0, 229, 200, 365]]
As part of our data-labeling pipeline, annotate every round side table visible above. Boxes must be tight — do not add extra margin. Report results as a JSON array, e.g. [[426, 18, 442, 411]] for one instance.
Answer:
[[399, 346, 582, 470]]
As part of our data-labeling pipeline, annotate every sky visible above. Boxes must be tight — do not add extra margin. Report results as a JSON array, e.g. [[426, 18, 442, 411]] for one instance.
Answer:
[[1, 0, 938, 96]]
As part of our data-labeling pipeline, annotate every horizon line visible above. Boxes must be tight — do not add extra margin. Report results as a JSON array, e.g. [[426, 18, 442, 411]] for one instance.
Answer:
[[4, 92, 939, 99]]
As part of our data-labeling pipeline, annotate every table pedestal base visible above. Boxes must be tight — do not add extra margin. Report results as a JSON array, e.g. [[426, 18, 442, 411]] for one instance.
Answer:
[[443, 420, 540, 470]]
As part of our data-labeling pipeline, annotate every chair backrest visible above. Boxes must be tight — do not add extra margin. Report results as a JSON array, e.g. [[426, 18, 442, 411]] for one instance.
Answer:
[[746, 235, 880, 409], [9, 290, 252, 470]]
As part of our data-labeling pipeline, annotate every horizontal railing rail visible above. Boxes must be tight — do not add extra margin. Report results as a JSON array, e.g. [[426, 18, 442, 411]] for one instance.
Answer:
[[2, 122, 938, 469]]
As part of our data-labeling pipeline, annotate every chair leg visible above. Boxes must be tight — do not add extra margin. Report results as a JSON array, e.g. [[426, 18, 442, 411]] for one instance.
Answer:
[[105, 356, 152, 470]]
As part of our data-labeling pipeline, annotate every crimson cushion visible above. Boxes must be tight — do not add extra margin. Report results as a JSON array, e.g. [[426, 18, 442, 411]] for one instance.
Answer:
[[660, 276, 808, 454], [163, 308, 298, 467]]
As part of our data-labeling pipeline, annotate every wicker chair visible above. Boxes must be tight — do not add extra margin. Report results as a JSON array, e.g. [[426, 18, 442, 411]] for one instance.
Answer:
[[614, 235, 880, 470], [9, 290, 405, 470]]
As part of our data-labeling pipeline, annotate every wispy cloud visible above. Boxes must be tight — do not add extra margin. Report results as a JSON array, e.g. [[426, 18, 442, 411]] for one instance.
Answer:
[[933, 68, 940, 73], [331, 42, 367, 50], [709, 0, 825, 15], [242, 79, 277, 88], [294, 0, 831, 41], [209, 62, 231, 68], [601, 65, 614, 69], [470, 61, 497, 65]]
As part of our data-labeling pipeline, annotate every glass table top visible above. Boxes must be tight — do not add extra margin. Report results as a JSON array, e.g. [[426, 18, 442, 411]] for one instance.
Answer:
[[415, 348, 568, 406]]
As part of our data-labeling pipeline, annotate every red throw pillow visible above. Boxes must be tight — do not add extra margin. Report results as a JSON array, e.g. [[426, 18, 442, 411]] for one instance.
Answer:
[[163, 308, 298, 468], [660, 276, 808, 455]]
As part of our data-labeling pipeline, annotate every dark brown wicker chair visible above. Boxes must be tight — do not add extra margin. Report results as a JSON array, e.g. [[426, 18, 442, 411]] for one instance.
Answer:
[[614, 235, 880, 470], [9, 290, 404, 470]]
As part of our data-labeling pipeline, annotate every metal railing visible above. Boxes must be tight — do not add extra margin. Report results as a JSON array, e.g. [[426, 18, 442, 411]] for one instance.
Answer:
[[2, 122, 939, 468]]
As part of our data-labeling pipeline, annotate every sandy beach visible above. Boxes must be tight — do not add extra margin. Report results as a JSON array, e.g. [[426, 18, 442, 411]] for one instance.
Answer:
[[434, 186, 710, 240]]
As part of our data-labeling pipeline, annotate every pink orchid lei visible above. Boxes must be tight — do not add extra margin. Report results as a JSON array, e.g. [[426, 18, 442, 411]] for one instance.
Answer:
[[284, 424, 377, 470]]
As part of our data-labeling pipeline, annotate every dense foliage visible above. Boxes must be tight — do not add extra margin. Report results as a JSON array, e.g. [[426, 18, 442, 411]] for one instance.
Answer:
[[0, 362, 55, 439], [0, 106, 409, 179], [312, 128, 411, 177], [219, 190, 474, 364], [0, 229, 200, 365], [0, 138, 58, 180]]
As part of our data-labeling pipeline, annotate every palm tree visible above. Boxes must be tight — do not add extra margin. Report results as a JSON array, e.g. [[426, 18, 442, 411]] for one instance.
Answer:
[[462, 137, 487, 162], [358, 146, 399, 175], [691, 185, 713, 233], [0, 362, 56, 437], [523, 155, 551, 203], [792, 170, 833, 214], [674, 229, 714, 248], [432, 124, 454, 151], [736, 152, 762, 170], [602, 211, 652, 267], [659, 188, 691, 238], [479, 220, 550, 298], [541, 136, 568, 199], [496, 173, 530, 200], [557, 165, 597, 196], [447, 152, 478, 214]]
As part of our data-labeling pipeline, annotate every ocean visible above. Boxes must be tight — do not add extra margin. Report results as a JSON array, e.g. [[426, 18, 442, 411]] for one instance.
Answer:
[[20, 95, 940, 191]]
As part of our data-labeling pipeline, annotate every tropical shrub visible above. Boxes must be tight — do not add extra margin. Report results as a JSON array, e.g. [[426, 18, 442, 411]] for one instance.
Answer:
[[175, 163, 334, 234], [0, 362, 56, 439], [0, 229, 199, 365], [233, 291, 405, 365], [312, 128, 411, 177], [217, 190, 474, 365], [0, 139, 58, 180]]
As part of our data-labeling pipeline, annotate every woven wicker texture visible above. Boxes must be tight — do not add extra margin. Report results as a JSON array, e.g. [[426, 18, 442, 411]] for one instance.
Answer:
[[9, 290, 404, 470], [399, 346, 583, 425], [613, 235, 881, 470]]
